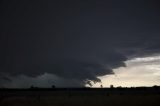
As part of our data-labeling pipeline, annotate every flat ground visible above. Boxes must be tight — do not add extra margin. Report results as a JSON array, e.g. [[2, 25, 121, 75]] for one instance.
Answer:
[[0, 88, 160, 106]]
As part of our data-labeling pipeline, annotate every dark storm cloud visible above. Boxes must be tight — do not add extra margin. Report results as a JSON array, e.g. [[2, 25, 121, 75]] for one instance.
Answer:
[[0, 74, 11, 82], [0, 0, 160, 87], [0, 49, 127, 86]]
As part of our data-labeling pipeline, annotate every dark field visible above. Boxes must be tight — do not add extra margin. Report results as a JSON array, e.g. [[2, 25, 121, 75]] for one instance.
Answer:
[[0, 87, 160, 106]]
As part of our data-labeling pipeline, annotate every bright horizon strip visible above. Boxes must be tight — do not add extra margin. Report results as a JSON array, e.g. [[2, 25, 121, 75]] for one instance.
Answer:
[[93, 55, 160, 87]]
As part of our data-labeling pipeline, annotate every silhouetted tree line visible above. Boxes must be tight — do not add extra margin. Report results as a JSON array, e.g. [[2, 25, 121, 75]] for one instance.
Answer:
[[29, 84, 160, 91], [30, 85, 56, 89]]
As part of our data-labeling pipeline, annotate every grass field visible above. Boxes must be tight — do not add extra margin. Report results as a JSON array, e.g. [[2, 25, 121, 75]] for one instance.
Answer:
[[0, 88, 160, 106]]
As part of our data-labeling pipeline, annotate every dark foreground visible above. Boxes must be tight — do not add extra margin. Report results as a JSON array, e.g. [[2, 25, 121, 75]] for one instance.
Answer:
[[0, 87, 160, 106]]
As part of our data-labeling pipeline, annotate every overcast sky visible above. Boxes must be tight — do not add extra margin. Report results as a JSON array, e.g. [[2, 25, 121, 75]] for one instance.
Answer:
[[0, 0, 160, 88]]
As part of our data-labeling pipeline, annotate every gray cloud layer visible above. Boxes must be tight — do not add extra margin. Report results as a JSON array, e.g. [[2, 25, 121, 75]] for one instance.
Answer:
[[0, 0, 160, 87]]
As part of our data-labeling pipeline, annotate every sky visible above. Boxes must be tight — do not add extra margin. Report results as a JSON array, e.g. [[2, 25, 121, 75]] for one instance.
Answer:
[[0, 0, 160, 88]]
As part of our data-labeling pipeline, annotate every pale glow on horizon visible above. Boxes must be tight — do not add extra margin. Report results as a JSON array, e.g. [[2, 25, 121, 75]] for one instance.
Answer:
[[93, 55, 160, 87]]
